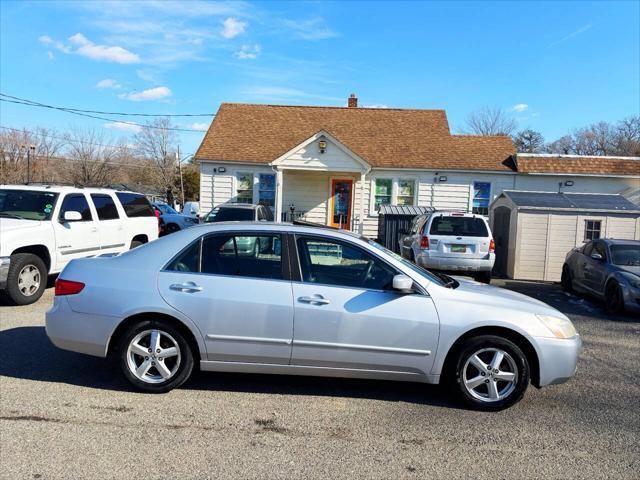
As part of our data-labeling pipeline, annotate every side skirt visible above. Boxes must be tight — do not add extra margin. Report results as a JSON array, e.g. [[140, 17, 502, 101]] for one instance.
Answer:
[[200, 360, 439, 384]]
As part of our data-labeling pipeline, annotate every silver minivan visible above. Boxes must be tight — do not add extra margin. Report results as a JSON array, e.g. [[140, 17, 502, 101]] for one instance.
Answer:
[[399, 211, 495, 283]]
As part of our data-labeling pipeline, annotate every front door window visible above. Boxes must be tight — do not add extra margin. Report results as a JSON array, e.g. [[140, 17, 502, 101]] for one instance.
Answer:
[[329, 179, 353, 229]]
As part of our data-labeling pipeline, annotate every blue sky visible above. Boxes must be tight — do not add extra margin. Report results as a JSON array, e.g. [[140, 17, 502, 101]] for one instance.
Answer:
[[1, 0, 638, 156]]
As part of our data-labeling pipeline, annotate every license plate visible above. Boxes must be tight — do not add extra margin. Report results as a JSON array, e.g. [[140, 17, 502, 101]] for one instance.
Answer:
[[451, 244, 466, 253]]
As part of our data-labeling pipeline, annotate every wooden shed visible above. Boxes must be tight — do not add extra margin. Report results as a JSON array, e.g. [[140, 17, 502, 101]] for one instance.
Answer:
[[489, 191, 640, 282]]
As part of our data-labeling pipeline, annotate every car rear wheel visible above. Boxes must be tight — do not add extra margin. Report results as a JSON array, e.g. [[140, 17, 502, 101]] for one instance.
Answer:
[[473, 271, 492, 284], [605, 281, 624, 314], [4, 253, 47, 305], [118, 320, 194, 393], [451, 335, 529, 411], [561, 265, 573, 293], [163, 223, 180, 235]]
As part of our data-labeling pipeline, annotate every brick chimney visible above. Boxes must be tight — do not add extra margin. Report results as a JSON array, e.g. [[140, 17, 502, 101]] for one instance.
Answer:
[[348, 93, 358, 108]]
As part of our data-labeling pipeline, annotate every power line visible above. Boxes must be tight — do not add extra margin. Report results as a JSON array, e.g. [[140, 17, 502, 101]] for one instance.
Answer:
[[0, 95, 212, 132], [0, 93, 216, 117]]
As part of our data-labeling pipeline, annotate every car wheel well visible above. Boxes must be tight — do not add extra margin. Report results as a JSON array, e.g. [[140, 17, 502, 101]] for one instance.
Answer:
[[441, 326, 540, 387], [604, 277, 619, 292], [108, 312, 201, 366], [131, 234, 148, 245], [11, 245, 51, 272]]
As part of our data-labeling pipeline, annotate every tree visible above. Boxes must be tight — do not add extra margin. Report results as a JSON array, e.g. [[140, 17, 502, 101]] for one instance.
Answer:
[[464, 106, 517, 136], [62, 128, 117, 185], [174, 162, 200, 204], [613, 116, 640, 156], [134, 117, 178, 205], [544, 135, 573, 154], [513, 129, 545, 153]]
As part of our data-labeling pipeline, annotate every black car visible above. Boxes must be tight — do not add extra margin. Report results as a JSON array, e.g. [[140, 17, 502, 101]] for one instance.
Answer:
[[203, 203, 274, 223]]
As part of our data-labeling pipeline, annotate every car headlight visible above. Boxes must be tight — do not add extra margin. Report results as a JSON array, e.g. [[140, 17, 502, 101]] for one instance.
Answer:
[[536, 315, 577, 339]]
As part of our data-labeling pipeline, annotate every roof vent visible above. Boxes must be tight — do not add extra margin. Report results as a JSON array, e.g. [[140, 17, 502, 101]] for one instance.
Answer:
[[348, 93, 358, 108]]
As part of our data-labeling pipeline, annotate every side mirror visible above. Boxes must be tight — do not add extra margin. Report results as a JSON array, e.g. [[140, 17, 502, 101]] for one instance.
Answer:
[[392, 274, 414, 293], [63, 211, 82, 222], [590, 252, 603, 261]]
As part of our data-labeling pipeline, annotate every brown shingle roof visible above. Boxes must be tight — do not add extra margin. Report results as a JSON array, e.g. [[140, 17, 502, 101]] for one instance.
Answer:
[[194, 103, 516, 171], [517, 154, 640, 176]]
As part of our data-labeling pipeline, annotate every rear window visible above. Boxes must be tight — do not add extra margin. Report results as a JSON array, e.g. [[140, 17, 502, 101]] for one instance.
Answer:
[[115, 192, 154, 217], [206, 207, 255, 222], [429, 216, 489, 237], [90, 194, 119, 220]]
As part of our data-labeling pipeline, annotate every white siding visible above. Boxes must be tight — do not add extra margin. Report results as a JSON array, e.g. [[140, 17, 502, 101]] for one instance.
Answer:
[[545, 213, 580, 281], [514, 212, 549, 281], [279, 137, 364, 172], [604, 215, 640, 240], [282, 171, 330, 224]]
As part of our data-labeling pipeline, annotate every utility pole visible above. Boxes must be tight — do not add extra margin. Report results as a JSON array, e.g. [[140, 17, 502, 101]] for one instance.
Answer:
[[21, 144, 36, 183], [177, 146, 185, 210]]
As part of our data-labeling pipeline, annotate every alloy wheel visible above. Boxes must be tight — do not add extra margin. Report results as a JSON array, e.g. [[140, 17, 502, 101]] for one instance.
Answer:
[[18, 265, 41, 296], [126, 329, 182, 384], [462, 348, 518, 403]]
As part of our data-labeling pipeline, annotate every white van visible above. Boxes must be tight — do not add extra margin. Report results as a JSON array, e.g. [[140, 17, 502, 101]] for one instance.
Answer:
[[399, 211, 495, 283], [0, 185, 158, 304]]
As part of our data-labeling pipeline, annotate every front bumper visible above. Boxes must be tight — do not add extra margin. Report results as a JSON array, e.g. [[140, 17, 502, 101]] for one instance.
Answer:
[[46, 295, 119, 358], [416, 252, 495, 272], [535, 334, 582, 387], [0, 256, 10, 290]]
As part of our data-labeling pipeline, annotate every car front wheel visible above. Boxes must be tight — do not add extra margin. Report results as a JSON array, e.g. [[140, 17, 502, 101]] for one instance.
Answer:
[[452, 335, 530, 411], [605, 281, 625, 314], [118, 320, 194, 393], [4, 253, 47, 305], [561, 265, 573, 293]]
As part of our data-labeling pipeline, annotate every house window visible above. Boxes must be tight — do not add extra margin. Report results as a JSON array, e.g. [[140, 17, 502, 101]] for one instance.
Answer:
[[396, 179, 416, 206], [374, 178, 392, 211], [235, 173, 254, 203], [258, 173, 276, 210], [472, 182, 491, 215], [584, 220, 601, 241]]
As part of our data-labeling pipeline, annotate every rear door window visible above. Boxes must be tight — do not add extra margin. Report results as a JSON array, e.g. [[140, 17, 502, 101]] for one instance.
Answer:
[[90, 194, 119, 220], [429, 216, 488, 237], [59, 194, 92, 221], [115, 192, 155, 217], [201, 234, 283, 279]]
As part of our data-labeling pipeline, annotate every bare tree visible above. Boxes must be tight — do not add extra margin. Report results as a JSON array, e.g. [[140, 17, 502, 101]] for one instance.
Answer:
[[464, 107, 517, 136], [513, 129, 545, 153], [62, 128, 117, 185], [32, 127, 64, 183], [614, 116, 640, 156], [0, 128, 30, 183], [134, 117, 178, 204], [545, 135, 574, 155]]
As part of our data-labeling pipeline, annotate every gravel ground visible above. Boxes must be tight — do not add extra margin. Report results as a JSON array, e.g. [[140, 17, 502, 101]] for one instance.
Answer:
[[1, 280, 638, 479]]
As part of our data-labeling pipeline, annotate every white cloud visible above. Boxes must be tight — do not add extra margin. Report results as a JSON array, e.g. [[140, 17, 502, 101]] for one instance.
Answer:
[[549, 23, 592, 47], [104, 122, 141, 133], [190, 122, 209, 131], [119, 86, 172, 101], [509, 103, 529, 112], [221, 18, 246, 39], [236, 44, 261, 60], [38, 35, 52, 45], [46, 51, 54, 60], [96, 78, 122, 89], [68, 32, 140, 63], [282, 17, 337, 40], [38, 34, 70, 53]]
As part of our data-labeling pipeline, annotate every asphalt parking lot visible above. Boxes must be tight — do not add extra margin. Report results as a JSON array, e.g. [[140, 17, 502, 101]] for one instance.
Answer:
[[1, 280, 638, 479]]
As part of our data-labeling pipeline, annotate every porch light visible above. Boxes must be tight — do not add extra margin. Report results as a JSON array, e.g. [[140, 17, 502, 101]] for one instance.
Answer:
[[318, 139, 327, 153], [564, 180, 574, 187], [439, 176, 447, 182]]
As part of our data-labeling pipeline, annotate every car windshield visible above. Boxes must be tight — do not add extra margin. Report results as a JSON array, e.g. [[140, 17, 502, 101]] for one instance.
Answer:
[[156, 203, 178, 215], [0, 189, 59, 221], [206, 207, 254, 222], [365, 238, 447, 286], [610, 245, 640, 266], [429, 216, 488, 237]]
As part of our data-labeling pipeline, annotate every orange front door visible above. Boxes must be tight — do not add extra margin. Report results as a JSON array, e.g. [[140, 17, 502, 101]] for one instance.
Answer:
[[329, 179, 353, 229]]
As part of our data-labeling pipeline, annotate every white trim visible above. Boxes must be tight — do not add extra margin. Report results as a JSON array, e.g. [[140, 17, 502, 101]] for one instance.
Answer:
[[326, 175, 357, 228], [517, 153, 640, 160], [270, 130, 371, 172]]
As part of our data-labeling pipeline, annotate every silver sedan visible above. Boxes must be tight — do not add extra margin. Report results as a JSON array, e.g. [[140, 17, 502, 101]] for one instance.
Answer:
[[46, 222, 581, 411]]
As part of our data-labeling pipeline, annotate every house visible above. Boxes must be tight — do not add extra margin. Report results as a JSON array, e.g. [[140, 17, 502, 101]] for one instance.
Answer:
[[194, 95, 640, 239], [490, 191, 640, 282]]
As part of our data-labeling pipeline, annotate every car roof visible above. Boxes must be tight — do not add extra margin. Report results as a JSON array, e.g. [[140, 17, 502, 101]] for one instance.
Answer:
[[429, 211, 485, 218], [190, 221, 363, 239], [0, 184, 142, 195], [600, 238, 640, 246]]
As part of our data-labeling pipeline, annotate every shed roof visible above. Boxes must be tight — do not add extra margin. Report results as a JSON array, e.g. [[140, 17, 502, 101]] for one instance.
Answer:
[[499, 191, 640, 213]]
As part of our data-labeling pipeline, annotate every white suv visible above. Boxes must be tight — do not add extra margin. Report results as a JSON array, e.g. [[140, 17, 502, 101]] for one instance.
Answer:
[[0, 185, 159, 304], [399, 211, 495, 283]]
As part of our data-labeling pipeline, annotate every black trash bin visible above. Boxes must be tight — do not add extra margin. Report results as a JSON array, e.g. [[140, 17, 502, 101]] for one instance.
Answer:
[[377, 205, 434, 253]]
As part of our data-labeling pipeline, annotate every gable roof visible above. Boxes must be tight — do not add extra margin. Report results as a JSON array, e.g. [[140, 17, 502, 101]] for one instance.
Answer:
[[499, 191, 640, 213], [516, 154, 640, 176], [194, 103, 516, 171]]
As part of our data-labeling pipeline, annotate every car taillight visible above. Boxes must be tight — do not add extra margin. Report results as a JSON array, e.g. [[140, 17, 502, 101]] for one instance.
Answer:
[[489, 239, 495, 253], [420, 236, 429, 249], [55, 279, 85, 296]]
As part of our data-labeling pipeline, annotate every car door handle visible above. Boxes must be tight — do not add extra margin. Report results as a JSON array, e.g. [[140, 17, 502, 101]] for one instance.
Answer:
[[90, 227, 98, 232], [298, 295, 330, 305], [170, 282, 203, 293]]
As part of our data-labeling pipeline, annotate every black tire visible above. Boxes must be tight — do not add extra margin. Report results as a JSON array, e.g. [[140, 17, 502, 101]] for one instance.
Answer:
[[117, 319, 194, 393], [450, 335, 530, 411], [130, 240, 144, 249], [561, 265, 573, 293], [4, 253, 47, 305], [605, 281, 625, 314], [474, 271, 492, 284], [163, 223, 180, 235]]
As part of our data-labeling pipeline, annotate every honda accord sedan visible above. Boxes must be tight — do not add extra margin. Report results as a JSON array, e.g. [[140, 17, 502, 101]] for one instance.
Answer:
[[46, 223, 581, 410]]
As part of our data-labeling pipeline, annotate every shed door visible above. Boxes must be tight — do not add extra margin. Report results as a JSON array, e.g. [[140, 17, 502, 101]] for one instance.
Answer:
[[492, 206, 511, 277]]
